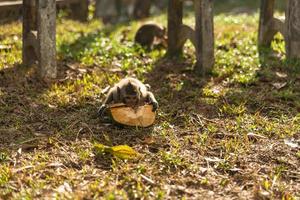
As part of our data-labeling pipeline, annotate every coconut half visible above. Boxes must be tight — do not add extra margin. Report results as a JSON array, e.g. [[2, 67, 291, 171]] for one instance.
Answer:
[[109, 103, 156, 127]]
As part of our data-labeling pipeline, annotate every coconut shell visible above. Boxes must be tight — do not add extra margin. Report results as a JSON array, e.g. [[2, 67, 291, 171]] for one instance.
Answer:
[[109, 103, 156, 127]]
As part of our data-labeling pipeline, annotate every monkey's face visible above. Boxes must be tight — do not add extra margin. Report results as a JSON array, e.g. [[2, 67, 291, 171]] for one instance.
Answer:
[[122, 82, 141, 107], [157, 29, 165, 38], [124, 94, 140, 108]]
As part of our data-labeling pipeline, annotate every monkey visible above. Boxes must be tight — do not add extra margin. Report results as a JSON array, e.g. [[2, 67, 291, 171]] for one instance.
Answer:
[[134, 23, 167, 49], [98, 77, 158, 118]]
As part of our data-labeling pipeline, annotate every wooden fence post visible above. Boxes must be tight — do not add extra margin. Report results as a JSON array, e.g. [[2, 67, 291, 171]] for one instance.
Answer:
[[23, 0, 57, 79], [37, 0, 57, 79], [194, 0, 214, 75], [167, 0, 214, 76], [167, 0, 183, 57], [286, 0, 300, 59], [23, 0, 38, 66], [258, 0, 276, 47], [258, 0, 300, 60]]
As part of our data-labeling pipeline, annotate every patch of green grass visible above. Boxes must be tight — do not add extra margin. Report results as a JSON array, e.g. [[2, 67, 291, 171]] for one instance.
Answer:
[[160, 151, 187, 169], [0, 23, 22, 70], [0, 152, 8, 162], [0, 165, 11, 186], [1, 2, 299, 199]]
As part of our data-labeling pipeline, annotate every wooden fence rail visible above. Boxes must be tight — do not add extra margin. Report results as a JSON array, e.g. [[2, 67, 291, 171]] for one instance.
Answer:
[[168, 0, 214, 76], [1, 0, 300, 80], [258, 0, 300, 59], [0, 0, 88, 80], [167, 0, 300, 76], [0, 0, 88, 23]]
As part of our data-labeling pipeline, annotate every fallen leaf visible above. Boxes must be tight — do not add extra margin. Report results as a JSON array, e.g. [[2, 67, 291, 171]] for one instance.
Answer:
[[272, 82, 287, 89], [275, 72, 287, 78], [204, 157, 224, 163], [48, 104, 57, 108], [110, 145, 139, 159], [143, 136, 155, 144], [284, 138, 299, 148], [0, 44, 12, 50], [66, 63, 78, 70], [78, 68, 87, 73], [56, 182, 72, 193], [108, 68, 123, 73], [93, 143, 139, 160], [229, 167, 242, 172], [247, 132, 267, 141]]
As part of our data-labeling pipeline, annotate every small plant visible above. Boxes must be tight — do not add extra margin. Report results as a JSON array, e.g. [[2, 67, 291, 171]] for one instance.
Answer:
[[296, 151, 300, 159], [0, 165, 11, 186], [0, 152, 8, 162], [220, 103, 247, 116]]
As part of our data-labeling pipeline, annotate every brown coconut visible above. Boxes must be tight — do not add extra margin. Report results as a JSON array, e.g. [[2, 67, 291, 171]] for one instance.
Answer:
[[109, 103, 156, 127]]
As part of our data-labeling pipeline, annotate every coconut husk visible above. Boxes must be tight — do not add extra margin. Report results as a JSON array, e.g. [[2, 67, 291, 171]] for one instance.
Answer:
[[109, 103, 156, 127]]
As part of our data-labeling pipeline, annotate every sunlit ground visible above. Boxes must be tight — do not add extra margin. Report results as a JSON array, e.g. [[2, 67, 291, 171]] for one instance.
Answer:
[[0, 2, 300, 199]]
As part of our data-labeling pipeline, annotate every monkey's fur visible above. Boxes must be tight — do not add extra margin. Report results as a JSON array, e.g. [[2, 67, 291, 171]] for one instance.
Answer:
[[134, 23, 167, 49], [98, 77, 158, 117]]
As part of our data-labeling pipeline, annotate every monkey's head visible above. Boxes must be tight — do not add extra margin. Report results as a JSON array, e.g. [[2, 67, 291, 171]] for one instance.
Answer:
[[120, 81, 141, 108], [156, 26, 166, 38], [154, 26, 167, 48]]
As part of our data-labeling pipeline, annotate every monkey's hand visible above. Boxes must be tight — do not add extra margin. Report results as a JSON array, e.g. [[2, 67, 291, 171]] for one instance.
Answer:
[[98, 104, 108, 118], [150, 101, 158, 112], [146, 92, 158, 112]]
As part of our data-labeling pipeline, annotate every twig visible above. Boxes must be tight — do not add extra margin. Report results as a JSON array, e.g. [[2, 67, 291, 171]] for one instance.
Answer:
[[140, 174, 155, 185], [13, 162, 65, 173], [13, 165, 34, 173], [193, 113, 219, 124]]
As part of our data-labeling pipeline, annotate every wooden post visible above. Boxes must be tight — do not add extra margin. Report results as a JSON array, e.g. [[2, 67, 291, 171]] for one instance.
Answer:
[[23, 0, 38, 66], [23, 0, 57, 79], [167, 0, 183, 57], [37, 0, 57, 79], [70, 0, 89, 21], [194, 0, 214, 75], [258, 0, 276, 47], [286, 0, 300, 59]]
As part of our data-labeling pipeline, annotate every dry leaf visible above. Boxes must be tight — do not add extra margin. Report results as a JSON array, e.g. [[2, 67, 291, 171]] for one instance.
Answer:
[[56, 182, 72, 193], [284, 138, 299, 148], [275, 72, 287, 78], [143, 136, 155, 144], [0, 44, 12, 50], [272, 82, 287, 89], [94, 143, 139, 160], [110, 145, 139, 159], [247, 132, 267, 140], [78, 68, 87, 73]]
